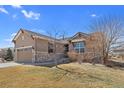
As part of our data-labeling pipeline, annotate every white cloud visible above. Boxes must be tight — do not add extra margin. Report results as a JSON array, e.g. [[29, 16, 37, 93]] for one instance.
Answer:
[[11, 5, 22, 9], [0, 7, 8, 14], [12, 14, 17, 19], [5, 33, 16, 42], [21, 10, 40, 20], [11, 33, 17, 37], [90, 14, 97, 17]]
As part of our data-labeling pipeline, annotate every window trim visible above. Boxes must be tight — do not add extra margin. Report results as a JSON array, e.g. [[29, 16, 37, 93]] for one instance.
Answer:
[[48, 42, 54, 53], [73, 41, 85, 53]]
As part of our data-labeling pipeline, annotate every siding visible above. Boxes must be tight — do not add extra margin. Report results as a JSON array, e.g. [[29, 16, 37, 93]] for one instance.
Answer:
[[35, 38, 48, 52], [15, 31, 35, 48], [35, 38, 65, 53], [56, 42, 65, 53]]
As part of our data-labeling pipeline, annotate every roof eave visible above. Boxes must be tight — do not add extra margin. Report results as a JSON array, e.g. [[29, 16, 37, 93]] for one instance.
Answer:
[[12, 28, 24, 42]]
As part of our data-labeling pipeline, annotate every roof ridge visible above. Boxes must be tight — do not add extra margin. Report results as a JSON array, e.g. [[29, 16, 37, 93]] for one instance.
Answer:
[[21, 28, 56, 40]]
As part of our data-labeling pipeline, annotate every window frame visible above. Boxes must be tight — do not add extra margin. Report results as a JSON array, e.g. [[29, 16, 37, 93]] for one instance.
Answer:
[[73, 41, 85, 53], [48, 42, 54, 53]]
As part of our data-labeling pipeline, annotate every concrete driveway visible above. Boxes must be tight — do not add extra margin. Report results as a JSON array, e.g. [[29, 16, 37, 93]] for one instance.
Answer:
[[0, 62, 21, 68]]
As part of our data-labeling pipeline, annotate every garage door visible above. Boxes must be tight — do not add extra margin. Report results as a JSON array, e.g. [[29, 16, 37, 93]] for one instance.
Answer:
[[17, 48, 32, 62]]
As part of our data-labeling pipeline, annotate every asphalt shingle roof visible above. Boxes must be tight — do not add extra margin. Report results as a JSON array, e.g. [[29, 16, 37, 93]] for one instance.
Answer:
[[23, 29, 55, 40]]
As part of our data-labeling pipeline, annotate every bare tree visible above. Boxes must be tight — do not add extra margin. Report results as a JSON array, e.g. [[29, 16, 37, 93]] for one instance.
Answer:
[[89, 15, 124, 64], [46, 26, 67, 67]]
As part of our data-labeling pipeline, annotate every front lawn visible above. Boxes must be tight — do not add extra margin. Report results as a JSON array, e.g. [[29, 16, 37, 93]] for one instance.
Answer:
[[0, 63, 124, 87]]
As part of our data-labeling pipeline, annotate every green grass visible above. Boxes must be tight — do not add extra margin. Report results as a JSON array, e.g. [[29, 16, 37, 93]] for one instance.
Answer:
[[0, 63, 124, 88]]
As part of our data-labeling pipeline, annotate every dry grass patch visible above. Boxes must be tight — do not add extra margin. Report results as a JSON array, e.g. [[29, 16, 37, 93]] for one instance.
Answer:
[[0, 63, 124, 87]]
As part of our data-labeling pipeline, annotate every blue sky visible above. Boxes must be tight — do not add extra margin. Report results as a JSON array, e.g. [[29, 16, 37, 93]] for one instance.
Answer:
[[0, 5, 124, 48]]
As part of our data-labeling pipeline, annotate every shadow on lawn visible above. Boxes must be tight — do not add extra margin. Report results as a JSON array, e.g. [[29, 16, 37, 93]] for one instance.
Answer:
[[17, 60, 71, 68], [105, 60, 124, 69], [56, 66, 105, 81]]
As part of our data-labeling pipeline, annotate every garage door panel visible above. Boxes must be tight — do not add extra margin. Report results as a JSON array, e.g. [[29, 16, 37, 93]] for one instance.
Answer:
[[17, 48, 32, 62]]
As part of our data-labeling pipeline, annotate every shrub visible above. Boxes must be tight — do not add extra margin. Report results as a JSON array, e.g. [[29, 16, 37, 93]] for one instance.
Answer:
[[67, 51, 78, 62], [4, 48, 13, 61]]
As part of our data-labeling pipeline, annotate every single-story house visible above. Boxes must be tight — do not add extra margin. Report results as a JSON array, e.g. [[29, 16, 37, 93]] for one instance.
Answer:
[[12, 28, 92, 63]]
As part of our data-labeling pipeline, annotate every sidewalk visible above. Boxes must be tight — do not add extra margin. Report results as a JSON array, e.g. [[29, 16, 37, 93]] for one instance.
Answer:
[[0, 62, 21, 68]]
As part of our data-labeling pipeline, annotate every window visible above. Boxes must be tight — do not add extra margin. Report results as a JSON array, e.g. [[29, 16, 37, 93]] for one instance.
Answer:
[[64, 44, 69, 52], [73, 41, 85, 53], [48, 42, 54, 53]]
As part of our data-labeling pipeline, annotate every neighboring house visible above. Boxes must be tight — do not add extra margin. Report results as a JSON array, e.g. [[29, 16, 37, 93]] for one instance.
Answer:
[[12, 29, 91, 63], [112, 45, 124, 60], [113, 47, 124, 55]]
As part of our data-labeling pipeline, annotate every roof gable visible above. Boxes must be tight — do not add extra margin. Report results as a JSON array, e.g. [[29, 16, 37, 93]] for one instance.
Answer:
[[12, 29, 36, 42], [12, 29, 23, 42], [24, 29, 55, 40], [12, 29, 67, 44], [70, 32, 89, 40]]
